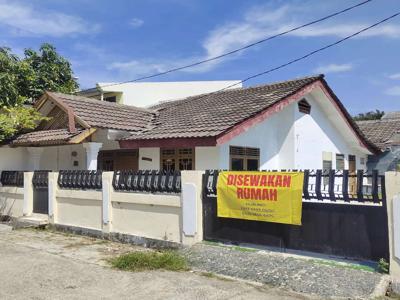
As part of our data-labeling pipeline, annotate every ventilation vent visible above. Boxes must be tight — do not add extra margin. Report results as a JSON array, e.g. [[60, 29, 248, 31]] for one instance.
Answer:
[[230, 146, 260, 157], [298, 99, 311, 114]]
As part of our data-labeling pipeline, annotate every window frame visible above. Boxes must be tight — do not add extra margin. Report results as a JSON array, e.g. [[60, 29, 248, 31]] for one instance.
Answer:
[[160, 147, 195, 171], [229, 146, 260, 171]]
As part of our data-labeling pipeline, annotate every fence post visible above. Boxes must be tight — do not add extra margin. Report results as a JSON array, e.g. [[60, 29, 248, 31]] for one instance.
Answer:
[[102, 172, 113, 234], [385, 171, 400, 278], [23, 172, 34, 216], [48, 172, 58, 224], [181, 170, 205, 246]]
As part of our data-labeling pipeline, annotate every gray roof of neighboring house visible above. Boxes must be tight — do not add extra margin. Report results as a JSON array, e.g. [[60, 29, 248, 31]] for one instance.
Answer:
[[356, 119, 400, 150], [382, 111, 400, 120]]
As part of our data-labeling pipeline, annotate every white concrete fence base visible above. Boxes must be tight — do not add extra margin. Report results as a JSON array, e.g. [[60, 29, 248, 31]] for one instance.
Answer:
[[1, 170, 205, 247]]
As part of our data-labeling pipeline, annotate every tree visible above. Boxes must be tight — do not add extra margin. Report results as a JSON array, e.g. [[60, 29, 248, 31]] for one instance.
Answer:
[[353, 110, 385, 121], [0, 106, 48, 141], [0, 43, 79, 106], [0, 43, 78, 141], [22, 43, 79, 101]]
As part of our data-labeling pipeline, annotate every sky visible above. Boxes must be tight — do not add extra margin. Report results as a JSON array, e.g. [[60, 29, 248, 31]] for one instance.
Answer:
[[0, 0, 399, 114]]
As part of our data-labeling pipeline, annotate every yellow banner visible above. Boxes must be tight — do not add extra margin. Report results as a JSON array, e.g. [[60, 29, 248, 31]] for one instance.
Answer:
[[217, 171, 304, 225]]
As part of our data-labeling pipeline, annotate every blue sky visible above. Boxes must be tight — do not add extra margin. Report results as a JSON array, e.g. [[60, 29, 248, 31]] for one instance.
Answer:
[[0, 0, 399, 114]]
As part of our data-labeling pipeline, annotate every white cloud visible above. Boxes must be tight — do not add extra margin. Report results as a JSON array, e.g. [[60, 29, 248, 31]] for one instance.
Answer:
[[0, 1, 99, 37], [385, 86, 400, 96], [313, 63, 353, 74], [109, 2, 400, 76], [129, 18, 144, 28], [388, 73, 400, 80], [202, 4, 400, 62]]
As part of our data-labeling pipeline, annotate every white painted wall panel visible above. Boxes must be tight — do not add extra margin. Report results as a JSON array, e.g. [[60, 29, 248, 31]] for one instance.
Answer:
[[138, 147, 160, 170]]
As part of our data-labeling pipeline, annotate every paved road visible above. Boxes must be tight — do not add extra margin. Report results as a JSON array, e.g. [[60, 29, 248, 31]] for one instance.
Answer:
[[0, 229, 310, 300]]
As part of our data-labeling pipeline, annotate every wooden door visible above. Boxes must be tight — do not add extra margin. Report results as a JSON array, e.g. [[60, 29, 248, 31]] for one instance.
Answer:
[[98, 150, 138, 171]]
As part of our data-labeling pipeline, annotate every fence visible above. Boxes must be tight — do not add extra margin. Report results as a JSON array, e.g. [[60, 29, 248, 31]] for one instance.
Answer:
[[48, 170, 202, 246], [204, 169, 386, 203], [0, 171, 26, 218], [202, 169, 389, 261], [112, 170, 182, 193], [0, 171, 24, 187]]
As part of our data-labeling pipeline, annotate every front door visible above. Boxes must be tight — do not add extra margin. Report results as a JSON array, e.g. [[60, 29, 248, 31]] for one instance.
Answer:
[[98, 150, 139, 171]]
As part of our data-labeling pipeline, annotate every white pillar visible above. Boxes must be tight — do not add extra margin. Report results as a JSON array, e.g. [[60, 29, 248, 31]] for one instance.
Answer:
[[23, 172, 34, 216], [83, 142, 102, 170], [27, 148, 44, 170], [102, 172, 113, 234]]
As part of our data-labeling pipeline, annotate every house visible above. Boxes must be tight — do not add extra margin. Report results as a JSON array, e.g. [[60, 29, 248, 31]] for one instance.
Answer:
[[77, 80, 242, 107], [0, 75, 378, 173], [356, 113, 400, 173]]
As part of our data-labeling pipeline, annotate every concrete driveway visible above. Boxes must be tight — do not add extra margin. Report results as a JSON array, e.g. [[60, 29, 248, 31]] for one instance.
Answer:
[[0, 228, 310, 300]]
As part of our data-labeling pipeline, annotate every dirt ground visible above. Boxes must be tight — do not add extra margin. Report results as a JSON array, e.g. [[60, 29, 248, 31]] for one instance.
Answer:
[[0, 228, 313, 300]]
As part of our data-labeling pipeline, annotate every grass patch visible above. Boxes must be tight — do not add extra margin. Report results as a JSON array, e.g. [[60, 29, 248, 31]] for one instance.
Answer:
[[311, 259, 376, 273], [109, 250, 188, 272]]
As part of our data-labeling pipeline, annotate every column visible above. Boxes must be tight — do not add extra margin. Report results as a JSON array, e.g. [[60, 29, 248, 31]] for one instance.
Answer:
[[23, 172, 34, 216], [101, 172, 113, 234], [83, 142, 102, 170], [48, 172, 58, 224], [27, 147, 44, 170]]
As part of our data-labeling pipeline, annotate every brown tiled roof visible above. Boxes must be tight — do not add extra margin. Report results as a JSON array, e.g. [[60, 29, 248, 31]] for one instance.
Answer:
[[10, 129, 84, 146], [47, 92, 156, 132], [125, 75, 323, 140], [356, 119, 400, 150]]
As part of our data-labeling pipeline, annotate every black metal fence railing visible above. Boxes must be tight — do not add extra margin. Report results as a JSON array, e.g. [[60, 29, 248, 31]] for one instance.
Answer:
[[0, 171, 24, 187], [204, 169, 385, 204], [113, 170, 181, 194], [58, 170, 102, 190], [32, 171, 49, 189]]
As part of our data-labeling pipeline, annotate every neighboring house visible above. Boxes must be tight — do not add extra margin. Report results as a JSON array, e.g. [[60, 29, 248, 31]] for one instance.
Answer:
[[357, 114, 400, 173], [0, 75, 378, 173], [77, 80, 242, 107]]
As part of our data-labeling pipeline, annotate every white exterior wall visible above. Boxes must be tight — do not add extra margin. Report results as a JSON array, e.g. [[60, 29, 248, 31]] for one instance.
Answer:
[[218, 111, 287, 170], [38, 145, 87, 171], [293, 95, 367, 170], [138, 147, 160, 169], [195, 146, 220, 170], [0, 147, 28, 171], [215, 93, 368, 171], [100, 81, 242, 107]]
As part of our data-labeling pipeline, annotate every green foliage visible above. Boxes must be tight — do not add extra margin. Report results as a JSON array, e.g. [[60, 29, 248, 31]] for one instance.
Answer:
[[0, 43, 77, 142], [377, 258, 389, 274], [0, 106, 48, 141], [0, 43, 78, 106], [109, 251, 189, 272], [353, 110, 385, 121]]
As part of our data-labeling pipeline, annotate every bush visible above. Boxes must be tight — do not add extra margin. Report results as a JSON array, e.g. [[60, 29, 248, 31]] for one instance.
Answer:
[[109, 251, 188, 272], [377, 258, 389, 274]]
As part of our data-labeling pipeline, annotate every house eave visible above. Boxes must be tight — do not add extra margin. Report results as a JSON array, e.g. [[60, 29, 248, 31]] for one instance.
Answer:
[[119, 137, 217, 149]]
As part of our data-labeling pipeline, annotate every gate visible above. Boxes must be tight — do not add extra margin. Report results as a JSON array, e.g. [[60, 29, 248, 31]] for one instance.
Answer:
[[203, 170, 389, 261], [32, 171, 49, 214]]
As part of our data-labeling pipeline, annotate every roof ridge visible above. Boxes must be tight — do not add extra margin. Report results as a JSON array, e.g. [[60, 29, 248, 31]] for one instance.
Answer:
[[151, 74, 323, 111]]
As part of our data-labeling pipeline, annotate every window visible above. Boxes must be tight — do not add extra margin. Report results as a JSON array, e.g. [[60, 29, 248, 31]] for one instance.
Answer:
[[322, 151, 332, 186], [298, 99, 311, 114], [230, 146, 260, 171], [336, 154, 345, 170], [104, 96, 116, 103], [160, 148, 194, 171]]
